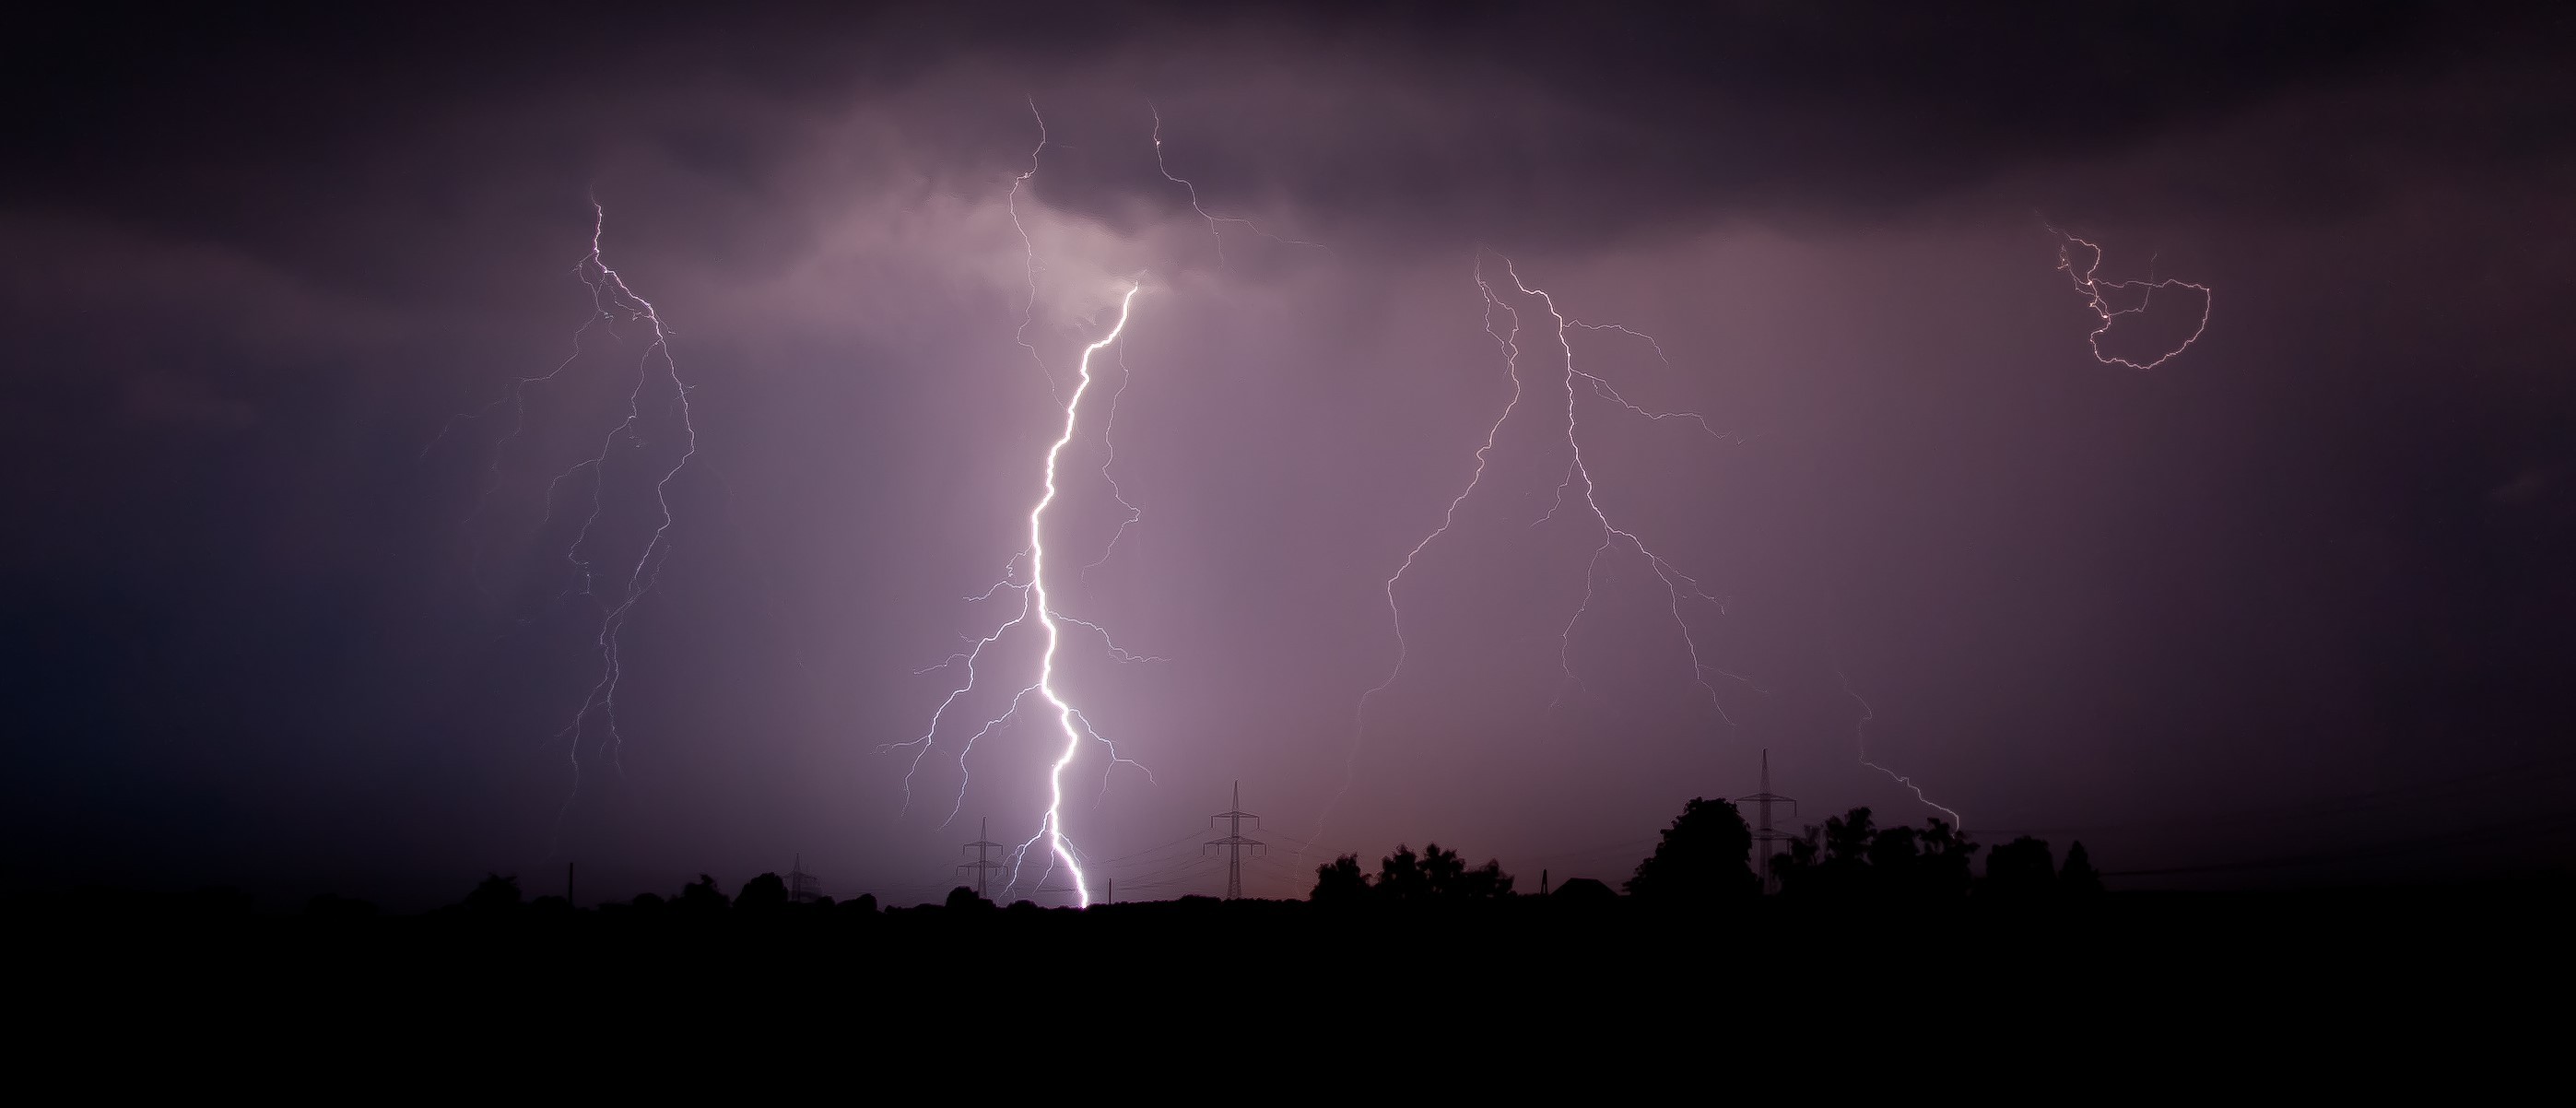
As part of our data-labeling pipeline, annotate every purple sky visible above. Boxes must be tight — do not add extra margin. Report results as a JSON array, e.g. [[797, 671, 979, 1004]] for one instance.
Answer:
[[6, 5, 2571, 907]]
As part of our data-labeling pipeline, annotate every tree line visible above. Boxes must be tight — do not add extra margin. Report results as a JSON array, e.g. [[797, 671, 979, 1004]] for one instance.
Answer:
[[417, 796, 2102, 915], [1306, 797, 2100, 905]]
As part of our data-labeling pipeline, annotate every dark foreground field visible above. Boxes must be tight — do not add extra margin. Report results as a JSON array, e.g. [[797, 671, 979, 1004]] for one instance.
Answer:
[[13, 880, 2566, 1090]]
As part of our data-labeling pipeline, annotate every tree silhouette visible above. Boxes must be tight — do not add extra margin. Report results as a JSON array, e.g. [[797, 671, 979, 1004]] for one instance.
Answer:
[[1915, 819, 1979, 899], [1312, 844, 1512, 902], [1770, 827, 1822, 896], [1378, 843, 1512, 901], [1825, 807, 1877, 865], [675, 874, 730, 914], [736, 872, 788, 913], [2061, 841, 2104, 895], [1768, 807, 1981, 899], [1455, 858, 1513, 898], [1626, 796, 1757, 906], [945, 886, 995, 913], [1983, 837, 2058, 897], [1378, 844, 1429, 901], [1311, 854, 1370, 903]]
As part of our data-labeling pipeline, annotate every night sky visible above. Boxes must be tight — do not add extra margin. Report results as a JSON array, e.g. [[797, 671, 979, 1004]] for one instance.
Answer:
[[6, 3, 2570, 909]]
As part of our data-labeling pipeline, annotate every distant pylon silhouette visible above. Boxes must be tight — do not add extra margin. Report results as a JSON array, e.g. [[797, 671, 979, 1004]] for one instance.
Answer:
[[786, 853, 823, 904], [959, 817, 1007, 901], [1735, 749, 1798, 894], [1206, 782, 1265, 900]]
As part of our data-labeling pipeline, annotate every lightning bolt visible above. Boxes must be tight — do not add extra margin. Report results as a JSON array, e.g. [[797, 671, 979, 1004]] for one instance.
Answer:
[[1151, 100, 1329, 269], [428, 202, 697, 826], [551, 204, 699, 796], [1510, 261, 1738, 719], [1324, 253, 1749, 835], [888, 102, 1161, 908], [1082, 343, 1143, 578], [1005, 282, 1141, 907], [1330, 257, 1528, 820], [2050, 225, 2212, 371], [1838, 667, 1961, 826]]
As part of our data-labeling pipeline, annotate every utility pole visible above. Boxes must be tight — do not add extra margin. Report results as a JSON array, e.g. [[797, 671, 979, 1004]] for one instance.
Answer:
[[1206, 782, 1265, 901], [959, 817, 1007, 901], [567, 861, 575, 907], [1734, 748, 1798, 894]]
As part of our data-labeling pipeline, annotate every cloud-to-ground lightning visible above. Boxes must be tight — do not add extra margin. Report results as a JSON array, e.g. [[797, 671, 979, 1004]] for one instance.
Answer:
[[1837, 667, 1962, 826], [908, 284, 1140, 908], [2050, 226, 2212, 371], [430, 203, 698, 818], [1324, 254, 1750, 834], [888, 105, 1166, 907]]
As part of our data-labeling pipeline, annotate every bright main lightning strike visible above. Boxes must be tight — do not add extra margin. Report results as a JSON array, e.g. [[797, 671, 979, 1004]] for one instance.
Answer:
[[889, 106, 1162, 908], [2051, 226, 2212, 371], [1014, 284, 1142, 907]]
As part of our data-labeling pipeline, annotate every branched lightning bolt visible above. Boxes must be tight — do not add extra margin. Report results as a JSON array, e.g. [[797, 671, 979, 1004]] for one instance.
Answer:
[[1838, 666, 1961, 826], [2049, 225, 2212, 371], [1507, 260, 1735, 722], [1150, 100, 1329, 268], [1005, 283, 1143, 906], [429, 203, 697, 823], [1083, 344, 1143, 579], [889, 106, 1161, 908], [1323, 254, 1750, 837], [550, 204, 699, 794], [418, 282, 604, 612], [1010, 99, 1054, 392], [1322, 258, 1527, 829]]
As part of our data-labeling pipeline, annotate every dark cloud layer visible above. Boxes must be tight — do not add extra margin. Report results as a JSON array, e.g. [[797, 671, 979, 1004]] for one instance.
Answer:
[[4, 3, 2571, 907], [15, 4, 2551, 249]]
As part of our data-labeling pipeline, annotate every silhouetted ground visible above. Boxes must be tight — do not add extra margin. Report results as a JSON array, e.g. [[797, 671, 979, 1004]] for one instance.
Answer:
[[11, 878, 2567, 1088]]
